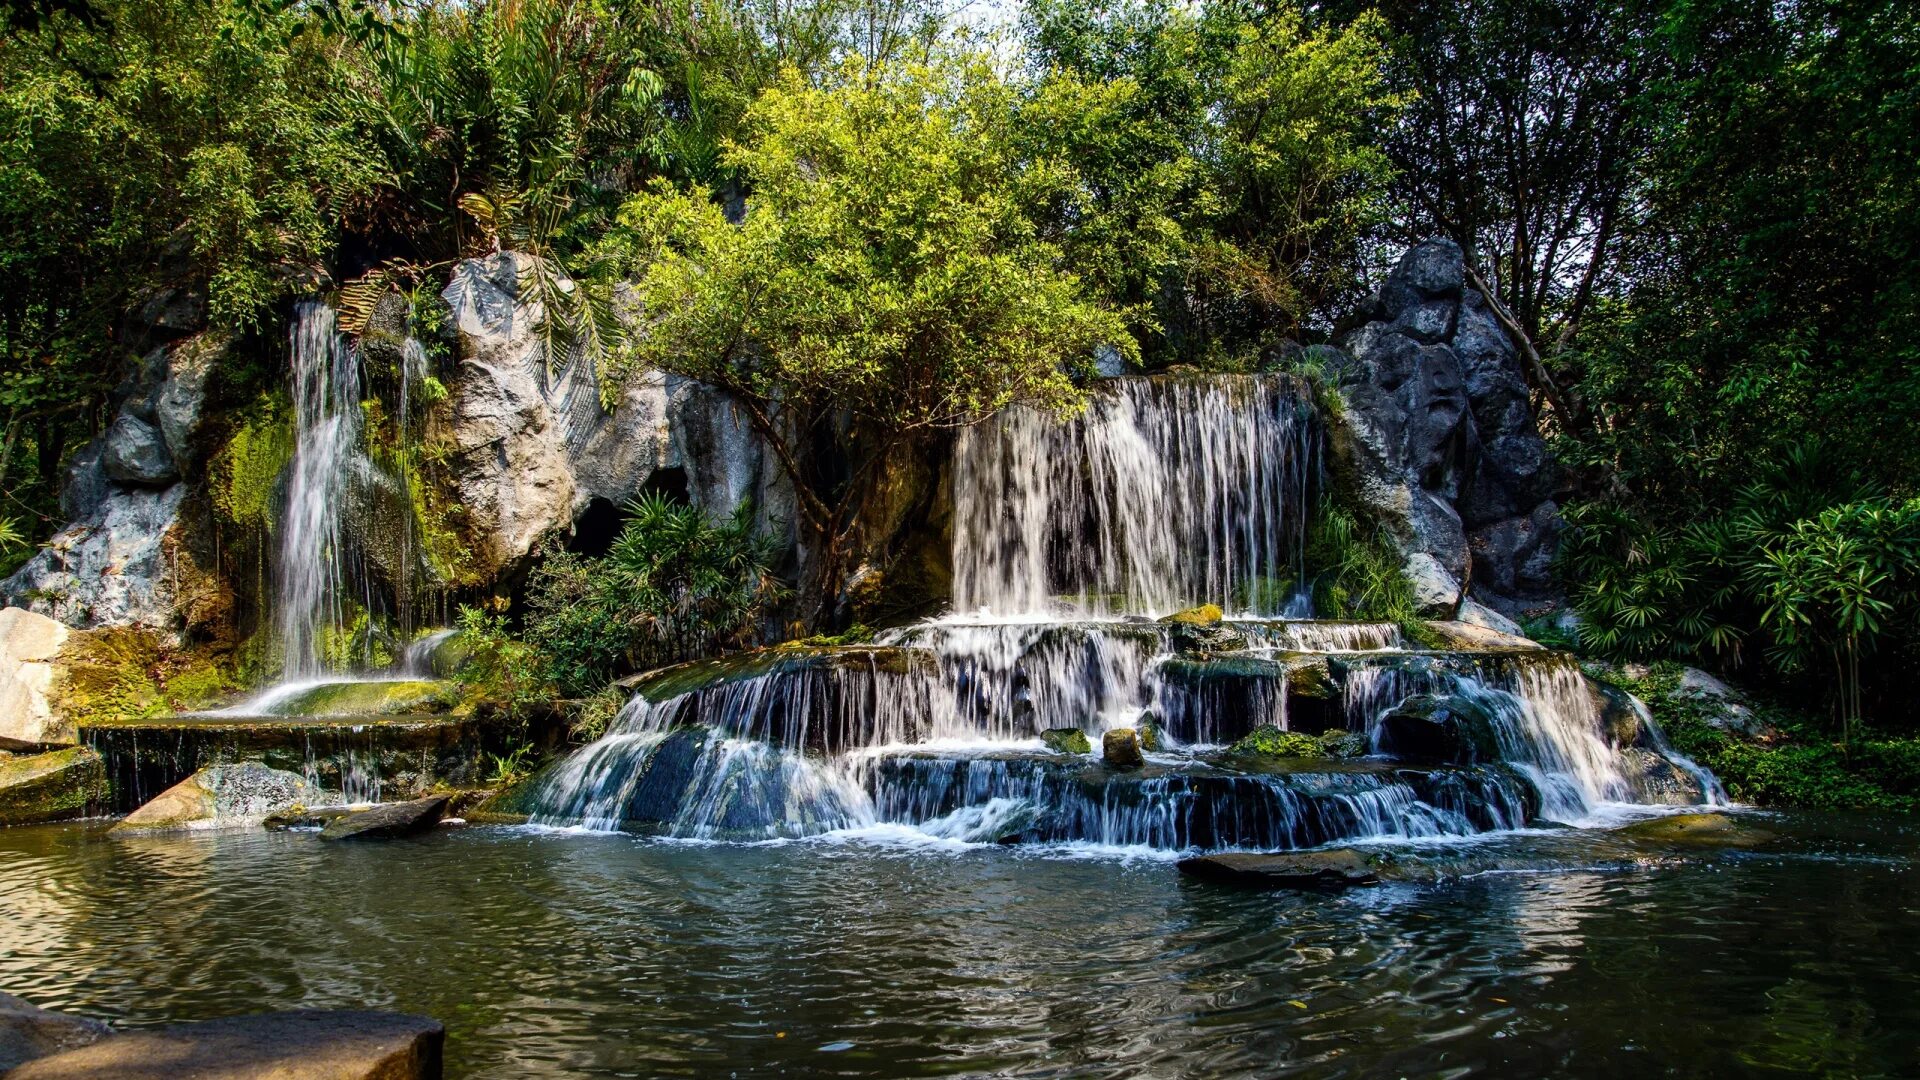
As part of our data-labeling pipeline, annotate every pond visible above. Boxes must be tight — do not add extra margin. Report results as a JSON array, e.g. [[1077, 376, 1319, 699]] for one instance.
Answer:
[[2, 813, 1915, 1078]]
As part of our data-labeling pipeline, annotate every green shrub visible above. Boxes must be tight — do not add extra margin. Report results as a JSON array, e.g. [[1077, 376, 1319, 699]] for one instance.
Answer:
[[1229, 724, 1322, 759], [1304, 497, 1416, 621]]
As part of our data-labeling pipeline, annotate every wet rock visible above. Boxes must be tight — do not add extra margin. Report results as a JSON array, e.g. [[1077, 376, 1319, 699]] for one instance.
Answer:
[[254, 679, 448, 718], [1102, 728, 1145, 770], [1137, 713, 1165, 752], [1317, 729, 1370, 758], [1229, 724, 1320, 759], [0, 992, 110, 1073], [1040, 728, 1092, 755], [1166, 620, 1247, 657], [1178, 849, 1382, 890], [100, 414, 177, 486], [1159, 604, 1224, 626], [1616, 812, 1774, 848], [319, 795, 451, 840], [111, 763, 316, 834], [1456, 599, 1525, 638], [7, 1010, 444, 1080], [0, 746, 106, 826], [1376, 693, 1499, 764], [0, 607, 73, 749]]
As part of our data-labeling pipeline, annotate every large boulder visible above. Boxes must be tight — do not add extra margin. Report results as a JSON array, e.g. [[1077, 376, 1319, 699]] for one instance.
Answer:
[[112, 763, 317, 834], [0, 993, 110, 1073], [1331, 239, 1562, 619], [436, 255, 796, 581], [0, 607, 73, 749], [4, 333, 227, 636], [0, 746, 106, 826], [7, 1010, 444, 1080]]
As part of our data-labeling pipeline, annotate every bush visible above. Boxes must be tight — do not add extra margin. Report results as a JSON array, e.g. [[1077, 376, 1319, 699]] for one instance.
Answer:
[[524, 493, 787, 697], [1304, 497, 1416, 622]]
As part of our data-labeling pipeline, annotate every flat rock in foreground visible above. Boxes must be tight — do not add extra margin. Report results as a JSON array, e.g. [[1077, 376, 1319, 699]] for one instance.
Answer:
[[112, 762, 315, 834], [1177, 849, 1383, 890], [8, 1009, 443, 1080], [0, 747, 106, 827], [319, 795, 450, 841], [0, 992, 110, 1072], [1616, 811, 1775, 848]]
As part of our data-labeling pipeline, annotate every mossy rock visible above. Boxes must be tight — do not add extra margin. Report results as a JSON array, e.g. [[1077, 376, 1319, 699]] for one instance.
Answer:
[[1102, 728, 1145, 770], [1317, 729, 1370, 758], [1040, 728, 1092, 755], [1616, 812, 1775, 848], [1229, 724, 1322, 759], [1160, 604, 1225, 626], [1137, 713, 1165, 752], [0, 747, 106, 826], [258, 680, 449, 717]]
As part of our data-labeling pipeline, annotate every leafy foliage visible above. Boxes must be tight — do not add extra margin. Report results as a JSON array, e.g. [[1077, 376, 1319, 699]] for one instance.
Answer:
[[1304, 497, 1416, 622], [524, 494, 786, 697]]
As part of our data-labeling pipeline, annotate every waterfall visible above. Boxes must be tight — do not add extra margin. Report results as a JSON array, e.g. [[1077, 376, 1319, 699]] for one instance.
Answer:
[[952, 375, 1319, 617], [276, 304, 363, 680], [528, 369, 1721, 851]]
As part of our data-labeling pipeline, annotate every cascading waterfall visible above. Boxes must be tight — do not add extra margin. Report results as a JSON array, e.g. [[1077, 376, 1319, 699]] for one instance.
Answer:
[[276, 303, 364, 680], [952, 375, 1320, 618], [530, 370, 1721, 851]]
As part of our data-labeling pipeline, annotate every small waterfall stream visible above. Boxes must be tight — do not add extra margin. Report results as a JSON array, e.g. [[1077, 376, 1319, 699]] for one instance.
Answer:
[[277, 303, 363, 680], [532, 372, 1722, 850]]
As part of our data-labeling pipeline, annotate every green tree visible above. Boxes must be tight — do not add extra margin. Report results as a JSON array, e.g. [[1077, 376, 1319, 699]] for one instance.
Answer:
[[602, 53, 1136, 623]]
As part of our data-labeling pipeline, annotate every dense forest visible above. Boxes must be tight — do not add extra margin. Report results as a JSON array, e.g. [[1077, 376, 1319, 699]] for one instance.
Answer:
[[3, 0, 1918, 772]]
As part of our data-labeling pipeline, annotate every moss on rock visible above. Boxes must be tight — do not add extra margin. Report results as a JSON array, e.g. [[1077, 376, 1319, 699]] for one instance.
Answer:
[[1040, 728, 1092, 755], [0, 747, 106, 826], [1160, 604, 1224, 626], [1229, 724, 1322, 759]]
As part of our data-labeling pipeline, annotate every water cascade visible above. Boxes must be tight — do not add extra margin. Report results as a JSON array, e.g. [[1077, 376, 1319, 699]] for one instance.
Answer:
[[277, 303, 364, 680], [530, 373, 1720, 851]]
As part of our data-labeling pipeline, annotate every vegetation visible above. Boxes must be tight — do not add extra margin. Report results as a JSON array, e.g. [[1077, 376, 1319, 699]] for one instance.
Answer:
[[4, 0, 1919, 752], [1603, 663, 1920, 814]]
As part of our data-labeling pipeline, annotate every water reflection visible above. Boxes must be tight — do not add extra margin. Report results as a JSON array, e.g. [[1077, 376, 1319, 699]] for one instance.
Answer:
[[0, 815, 1914, 1078]]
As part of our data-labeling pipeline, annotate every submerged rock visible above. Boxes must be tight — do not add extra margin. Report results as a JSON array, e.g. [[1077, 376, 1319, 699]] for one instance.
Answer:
[[111, 763, 314, 834], [1040, 728, 1092, 755], [1616, 812, 1774, 848], [1177, 849, 1383, 890], [0, 747, 106, 827], [1102, 728, 1145, 770], [0, 993, 110, 1073], [319, 795, 451, 841], [0, 608, 73, 749], [1375, 693, 1500, 764], [6, 1010, 444, 1080]]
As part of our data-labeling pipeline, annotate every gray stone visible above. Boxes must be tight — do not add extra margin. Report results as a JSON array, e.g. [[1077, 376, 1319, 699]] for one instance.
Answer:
[[112, 763, 317, 833], [0, 607, 72, 749], [0, 992, 110, 1073], [437, 254, 796, 580], [1102, 728, 1145, 770], [152, 334, 224, 468], [136, 284, 206, 335], [1177, 849, 1382, 890], [100, 414, 176, 486], [1404, 553, 1461, 618], [8, 1010, 444, 1080], [1330, 240, 1564, 615], [319, 794, 450, 840], [1456, 598, 1525, 638], [58, 439, 110, 522], [3, 484, 190, 631]]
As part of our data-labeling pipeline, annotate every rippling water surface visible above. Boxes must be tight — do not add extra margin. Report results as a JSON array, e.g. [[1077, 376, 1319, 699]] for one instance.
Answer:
[[2, 814, 1916, 1078]]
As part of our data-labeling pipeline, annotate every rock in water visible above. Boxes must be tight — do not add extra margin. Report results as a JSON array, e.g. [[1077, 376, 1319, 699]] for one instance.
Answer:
[[0, 747, 106, 827], [319, 795, 451, 841], [1178, 850, 1383, 890], [1040, 728, 1092, 755], [1102, 728, 1145, 770], [1616, 812, 1774, 848], [0, 608, 72, 750], [112, 763, 315, 834], [0, 993, 110, 1073], [7, 1010, 444, 1080]]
